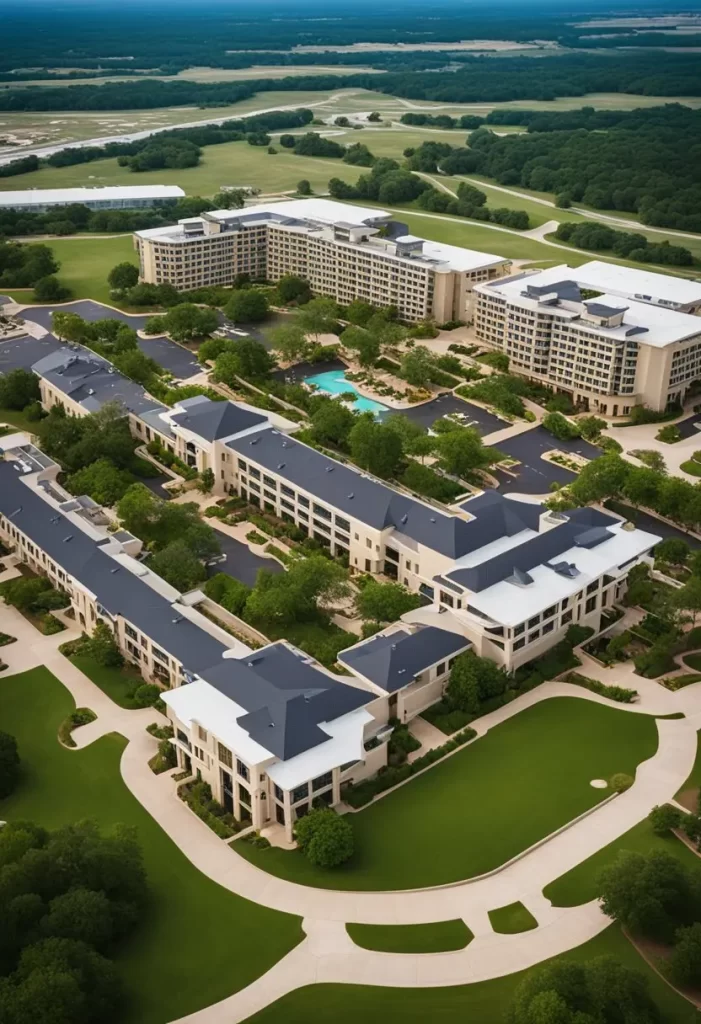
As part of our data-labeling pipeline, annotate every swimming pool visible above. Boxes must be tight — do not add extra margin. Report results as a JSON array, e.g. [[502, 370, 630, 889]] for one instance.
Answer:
[[305, 370, 389, 414]]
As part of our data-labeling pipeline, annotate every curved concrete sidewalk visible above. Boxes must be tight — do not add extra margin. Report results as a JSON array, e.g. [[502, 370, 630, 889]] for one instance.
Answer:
[[2, 599, 700, 1022]]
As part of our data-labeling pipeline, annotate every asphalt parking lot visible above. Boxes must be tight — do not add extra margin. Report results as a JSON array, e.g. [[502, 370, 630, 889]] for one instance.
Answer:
[[494, 427, 602, 495], [675, 413, 701, 440], [395, 394, 508, 436], [208, 531, 284, 588], [15, 301, 200, 380]]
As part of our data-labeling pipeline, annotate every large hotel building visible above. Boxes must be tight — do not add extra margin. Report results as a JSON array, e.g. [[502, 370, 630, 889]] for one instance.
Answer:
[[474, 263, 701, 416], [134, 198, 511, 323]]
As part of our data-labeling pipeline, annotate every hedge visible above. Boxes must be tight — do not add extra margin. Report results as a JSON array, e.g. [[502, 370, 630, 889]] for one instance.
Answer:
[[178, 780, 242, 839], [342, 727, 477, 808], [564, 671, 637, 703]]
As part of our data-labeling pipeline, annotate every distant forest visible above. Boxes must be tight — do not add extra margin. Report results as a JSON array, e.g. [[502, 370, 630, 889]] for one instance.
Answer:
[[1, 53, 700, 114]]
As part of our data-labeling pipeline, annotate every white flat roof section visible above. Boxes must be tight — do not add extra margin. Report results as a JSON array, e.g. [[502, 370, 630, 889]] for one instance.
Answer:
[[0, 185, 185, 207], [575, 260, 701, 308]]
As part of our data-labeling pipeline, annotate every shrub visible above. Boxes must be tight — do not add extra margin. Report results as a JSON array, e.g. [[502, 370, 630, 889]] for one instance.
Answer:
[[132, 684, 162, 708], [610, 772, 634, 793], [294, 808, 354, 868], [564, 672, 637, 703], [656, 424, 681, 444], [179, 780, 238, 838], [648, 803, 683, 836], [0, 730, 20, 797]]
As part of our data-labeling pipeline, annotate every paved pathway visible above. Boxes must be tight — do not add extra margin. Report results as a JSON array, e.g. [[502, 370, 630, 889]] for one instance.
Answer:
[[2, 597, 700, 1022]]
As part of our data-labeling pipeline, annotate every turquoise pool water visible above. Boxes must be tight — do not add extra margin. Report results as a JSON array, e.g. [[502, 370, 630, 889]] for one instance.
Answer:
[[305, 370, 388, 414]]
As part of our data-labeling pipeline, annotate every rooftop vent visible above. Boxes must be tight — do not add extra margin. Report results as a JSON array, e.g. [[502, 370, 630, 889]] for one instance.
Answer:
[[325, 466, 334, 473], [50, 515, 61, 524], [281, 441, 288, 448], [430, 517, 436, 523], [250, 437, 259, 445], [507, 566, 533, 586], [63, 535, 73, 543], [401, 514, 408, 524], [347, 492, 354, 499], [277, 463, 285, 470], [10, 507, 22, 516], [547, 560, 580, 579], [172, 615, 184, 624]]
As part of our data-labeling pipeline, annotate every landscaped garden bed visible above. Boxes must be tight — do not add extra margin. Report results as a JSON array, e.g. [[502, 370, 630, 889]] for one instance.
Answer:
[[233, 697, 658, 891], [57, 706, 96, 748], [179, 779, 245, 838], [346, 919, 473, 953], [59, 632, 164, 710], [0, 571, 69, 635]]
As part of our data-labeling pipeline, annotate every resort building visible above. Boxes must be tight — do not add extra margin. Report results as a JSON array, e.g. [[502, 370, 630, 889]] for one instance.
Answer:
[[0, 428, 659, 837], [474, 265, 701, 414], [133, 198, 511, 323], [0, 185, 185, 213]]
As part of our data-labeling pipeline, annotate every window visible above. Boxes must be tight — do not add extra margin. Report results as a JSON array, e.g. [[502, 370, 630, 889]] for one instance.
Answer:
[[281, 484, 294, 498], [513, 637, 526, 651], [562, 609, 573, 624], [249, 467, 260, 480], [197, 726, 207, 742], [125, 624, 138, 641], [529, 630, 540, 643], [236, 759, 249, 781], [217, 743, 233, 769], [528, 615, 540, 628], [312, 771, 332, 792], [436, 662, 446, 676], [543, 621, 554, 634], [263, 475, 276, 488], [366, 538, 372, 548], [274, 784, 284, 802], [298, 495, 310, 508], [585, 595, 597, 613], [292, 783, 309, 803], [513, 623, 525, 637], [152, 646, 169, 664], [238, 784, 251, 807], [544, 605, 556, 620], [336, 516, 350, 533], [586, 581, 599, 595], [385, 547, 399, 563]]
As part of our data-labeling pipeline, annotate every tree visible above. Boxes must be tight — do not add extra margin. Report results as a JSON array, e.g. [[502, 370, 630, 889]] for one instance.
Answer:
[[33, 276, 71, 302], [571, 454, 629, 504], [435, 426, 499, 478], [400, 346, 435, 388], [294, 808, 354, 868], [107, 262, 139, 294], [622, 466, 662, 509], [598, 849, 701, 942], [211, 188, 247, 209], [447, 653, 508, 713], [85, 622, 124, 668], [295, 296, 338, 341], [670, 922, 701, 986], [340, 325, 379, 367], [384, 415, 434, 460], [368, 111, 382, 122], [511, 954, 661, 1024], [310, 399, 357, 447], [345, 300, 376, 327], [245, 556, 349, 626], [0, 368, 40, 410], [212, 338, 275, 382], [65, 459, 133, 506], [577, 414, 606, 440], [542, 411, 580, 441], [655, 538, 689, 565], [648, 804, 683, 836], [198, 468, 215, 494], [2, 575, 54, 612], [674, 575, 701, 624], [297, 179, 312, 195], [267, 324, 308, 363], [157, 303, 218, 342], [149, 540, 207, 592], [42, 889, 114, 950], [0, 731, 20, 799], [275, 274, 312, 306], [225, 289, 269, 323], [356, 581, 421, 622], [349, 415, 403, 479]]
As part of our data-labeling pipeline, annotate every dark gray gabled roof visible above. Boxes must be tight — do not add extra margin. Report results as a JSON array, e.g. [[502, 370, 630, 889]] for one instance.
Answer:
[[228, 429, 542, 559], [32, 347, 165, 418], [339, 626, 471, 693], [523, 280, 581, 302], [171, 398, 266, 442], [0, 461, 227, 675], [201, 642, 373, 759], [584, 301, 627, 318], [446, 506, 617, 593]]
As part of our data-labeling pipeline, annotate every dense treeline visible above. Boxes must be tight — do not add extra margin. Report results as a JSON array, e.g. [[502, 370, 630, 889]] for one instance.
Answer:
[[0, 108, 313, 180], [0, 6, 608, 75], [0, 240, 59, 287], [2, 53, 701, 116], [329, 158, 530, 228], [0, 197, 213, 239], [555, 222, 693, 267], [465, 114, 701, 231]]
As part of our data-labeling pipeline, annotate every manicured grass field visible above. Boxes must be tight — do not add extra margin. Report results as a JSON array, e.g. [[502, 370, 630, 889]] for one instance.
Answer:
[[68, 651, 146, 709], [488, 902, 538, 934], [346, 919, 473, 953], [235, 697, 659, 890], [0, 666, 303, 1024], [0, 404, 42, 434], [543, 817, 701, 908], [676, 729, 701, 811], [246, 924, 698, 1024]]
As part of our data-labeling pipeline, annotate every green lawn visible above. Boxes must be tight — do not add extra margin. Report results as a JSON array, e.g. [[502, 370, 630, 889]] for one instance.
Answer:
[[0, 405, 42, 434], [543, 818, 701, 908], [234, 697, 659, 890], [0, 666, 304, 1024], [676, 730, 701, 811], [245, 924, 698, 1024], [346, 919, 472, 953], [68, 651, 146, 709], [488, 902, 538, 935]]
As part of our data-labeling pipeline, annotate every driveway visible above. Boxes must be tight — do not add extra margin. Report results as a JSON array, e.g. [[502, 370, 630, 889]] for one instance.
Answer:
[[605, 502, 701, 549], [394, 394, 508, 436], [675, 413, 701, 441], [17, 300, 200, 379], [208, 531, 283, 588], [495, 427, 602, 495]]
